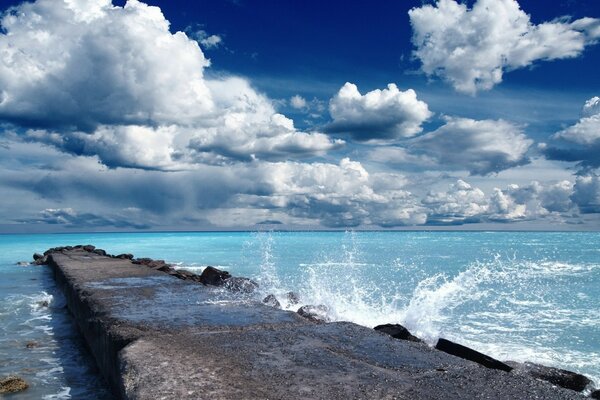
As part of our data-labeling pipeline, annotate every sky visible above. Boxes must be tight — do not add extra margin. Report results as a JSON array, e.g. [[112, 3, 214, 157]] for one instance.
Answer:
[[0, 0, 599, 232]]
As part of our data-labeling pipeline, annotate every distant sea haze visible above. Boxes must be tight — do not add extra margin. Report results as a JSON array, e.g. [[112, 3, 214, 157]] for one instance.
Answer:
[[0, 231, 598, 397]]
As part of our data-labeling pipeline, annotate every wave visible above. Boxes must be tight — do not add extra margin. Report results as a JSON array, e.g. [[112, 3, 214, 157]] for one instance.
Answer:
[[248, 231, 600, 384]]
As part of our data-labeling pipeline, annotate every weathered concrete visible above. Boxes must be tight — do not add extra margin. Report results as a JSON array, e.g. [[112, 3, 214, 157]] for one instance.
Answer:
[[47, 248, 585, 399]]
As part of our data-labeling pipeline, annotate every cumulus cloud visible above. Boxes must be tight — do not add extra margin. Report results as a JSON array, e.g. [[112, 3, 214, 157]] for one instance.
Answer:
[[0, 0, 213, 130], [0, 0, 340, 168], [422, 179, 576, 225], [543, 97, 600, 168], [572, 173, 600, 213], [326, 82, 432, 141], [187, 29, 223, 49], [410, 117, 532, 175], [290, 95, 307, 109], [409, 0, 600, 94], [247, 158, 427, 227], [423, 180, 488, 224]]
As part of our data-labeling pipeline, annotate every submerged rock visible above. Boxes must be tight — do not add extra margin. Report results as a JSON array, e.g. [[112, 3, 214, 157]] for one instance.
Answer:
[[0, 376, 29, 394], [374, 324, 421, 342], [507, 361, 592, 392], [16, 261, 30, 266], [262, 294, 281, 309], [33, 253, 48, 265], [25, 341, 38, 349], [199, 266, 232, 286], [297, 305, 330, 323], [435, 338, 513, 372], [285, 291, 300, 305], [224, 277, 258, 293]]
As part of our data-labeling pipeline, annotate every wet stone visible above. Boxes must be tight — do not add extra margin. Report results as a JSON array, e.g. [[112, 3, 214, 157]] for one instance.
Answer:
[[262, 294, 281, 309], [0, 376, 29, 394], [435, 338, 513, 372], [297, 304, 330, 323], [507, 361, 592, 392], [374, 323, 421, 343]]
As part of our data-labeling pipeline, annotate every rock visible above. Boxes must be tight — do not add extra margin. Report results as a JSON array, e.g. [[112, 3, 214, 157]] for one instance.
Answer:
[[507, 361, 592, 392], [82, 245, 96, 252], [374, 324, 421, 342], [25, 341, 38, 349], [435, 338, 513, 372], [32, 253, 43, 261], [262, 294, 281, 309], [34, 255, 48, 265], [285, 291, 300, 305], [297, 305, 330, 323], [132, 258, 153, 266], [93, 249, 107, 256], [199, 266, 232, 286], [591, 389, 600, 399], [115, 253, 134, 260], [38, 300, 49, 307], [224, 277, 258, 293], [0, 376, 29, 394], [16, 261, 30, 266]]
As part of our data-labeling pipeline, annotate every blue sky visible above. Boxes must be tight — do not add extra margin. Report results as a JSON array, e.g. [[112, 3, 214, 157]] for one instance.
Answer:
[[0, 0, 599, 231]]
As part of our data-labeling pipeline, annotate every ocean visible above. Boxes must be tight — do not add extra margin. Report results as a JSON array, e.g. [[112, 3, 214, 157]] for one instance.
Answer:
[[1, 231, 598, 397]]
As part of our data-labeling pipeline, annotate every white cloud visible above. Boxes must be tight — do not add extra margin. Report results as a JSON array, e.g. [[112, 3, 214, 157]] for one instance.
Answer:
[[199, 33, 223, 49], [290, 95, 307, 109], [422, 179, 575, 225], [327, 82, 432, 142], [410, 117, 532, 175], [0, 0, 340, 169], [572, 174, 600, 213], [583, 96, 600, 118], [409, 0, 600, 94], [543, 97, 600, 168], [423, 180, 488, 224], [245, 158, 427, 227], [553, 96, 600, 145], [0, 0, 213, 129]]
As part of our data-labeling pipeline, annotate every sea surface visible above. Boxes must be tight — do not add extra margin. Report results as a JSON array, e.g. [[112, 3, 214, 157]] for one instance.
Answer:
[[1, 231, 599, 397]]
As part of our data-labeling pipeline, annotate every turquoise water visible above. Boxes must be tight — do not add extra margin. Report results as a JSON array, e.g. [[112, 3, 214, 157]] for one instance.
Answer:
[[1, 231, 599, 397]]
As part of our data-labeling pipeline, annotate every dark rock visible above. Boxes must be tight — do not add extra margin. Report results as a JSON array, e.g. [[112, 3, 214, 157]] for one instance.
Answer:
[[132, 258, 153, 266], [34, 255, 48, 265], [507, 361, 591, 392], [224, 277, 258, 293], [0, 376, 29, 394], [199, 266, 232, 286], [435, 338, 512, 372], [82, 245, 96, 252], [93, 249, 107, 256], [591, 389, 600, 399], [33, 253, 43, 261], [116, 253, 134, 260], [38, 300, 49, 307], [262, 294, 281, 309], [16, 261, 30, 266], [374, 324, 421, 342], [175, 269, 196, 279], [285, 291, 300, 305], [25, 341, 38, 349], [297, 305, 330, 323]]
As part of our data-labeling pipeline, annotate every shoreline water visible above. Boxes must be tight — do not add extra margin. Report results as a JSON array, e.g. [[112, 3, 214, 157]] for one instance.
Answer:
[[1, 231, 599, 397]]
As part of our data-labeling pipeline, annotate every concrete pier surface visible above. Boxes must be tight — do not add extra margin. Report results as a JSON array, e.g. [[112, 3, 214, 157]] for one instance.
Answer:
[[46, 247, 584, 399]]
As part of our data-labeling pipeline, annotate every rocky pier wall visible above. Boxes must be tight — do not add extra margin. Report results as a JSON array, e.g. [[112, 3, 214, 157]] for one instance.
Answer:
[[39, 245, 597, 399]]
